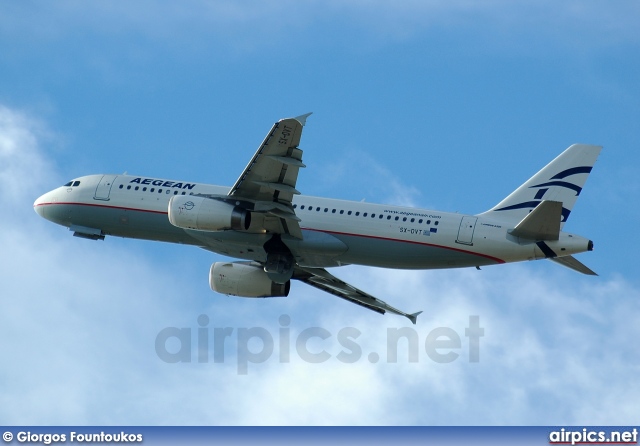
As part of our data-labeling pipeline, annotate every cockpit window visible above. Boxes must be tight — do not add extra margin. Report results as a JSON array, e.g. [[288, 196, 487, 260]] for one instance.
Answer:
[[64, 181, 73, 187], [72, 181, 81, 187], [64, 180, 81, 187]]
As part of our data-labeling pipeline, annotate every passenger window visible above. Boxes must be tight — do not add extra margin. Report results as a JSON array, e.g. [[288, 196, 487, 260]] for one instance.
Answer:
[[348, 211, 352, 215], [316, 207, 320, 211], [427, 220, 431, 224], [435, 221, 439, 226], [387, 216, 391, 220], [340, 210, 344, 214], [395, 216, 399, 221], [151, 188, 155, 192], [419, 219, 423, 224], [363, 213, 368, 217], [410, 218, 415, 223], [127, 186, 131, 190], [143, 187, 147, 191], [355, 212, 360, 216], [119, 185, 123, 189], [324, 208, 328, 212], [403, 217, 407, 221], [332, 209, 336, 213], [158, 189, 163, 193]]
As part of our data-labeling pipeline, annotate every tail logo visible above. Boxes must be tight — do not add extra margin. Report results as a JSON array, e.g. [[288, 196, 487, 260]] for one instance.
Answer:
[[494, 166, 593, 222]]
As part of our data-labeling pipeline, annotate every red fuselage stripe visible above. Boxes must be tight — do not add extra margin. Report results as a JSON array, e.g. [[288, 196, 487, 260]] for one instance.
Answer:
[[302, 227, 505, 264]]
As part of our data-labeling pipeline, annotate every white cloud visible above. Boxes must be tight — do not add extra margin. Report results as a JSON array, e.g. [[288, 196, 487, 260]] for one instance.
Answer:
[[0, 105, 55, 203], [0, 104, 638, 425]]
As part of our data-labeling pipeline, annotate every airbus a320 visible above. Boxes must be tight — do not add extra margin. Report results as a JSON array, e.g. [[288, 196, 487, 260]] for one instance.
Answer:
[[34, 113, 601, 324]]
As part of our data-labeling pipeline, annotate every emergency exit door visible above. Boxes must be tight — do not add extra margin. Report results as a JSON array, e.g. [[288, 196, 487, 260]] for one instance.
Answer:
[[456, 216, 477, 245]]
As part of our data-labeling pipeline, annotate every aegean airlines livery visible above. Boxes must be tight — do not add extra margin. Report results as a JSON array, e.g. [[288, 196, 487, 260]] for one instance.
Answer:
[[34, 113, 601, 324]]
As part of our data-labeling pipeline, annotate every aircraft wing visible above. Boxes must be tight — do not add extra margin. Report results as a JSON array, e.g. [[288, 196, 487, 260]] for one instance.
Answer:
[[227, 113, 312, 239], [294, 267, 422, 324]]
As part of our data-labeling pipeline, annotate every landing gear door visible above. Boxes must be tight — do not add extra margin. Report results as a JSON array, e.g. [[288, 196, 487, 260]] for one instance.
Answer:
[[94, 175, 118, 201], [456, 216, 477, 245]]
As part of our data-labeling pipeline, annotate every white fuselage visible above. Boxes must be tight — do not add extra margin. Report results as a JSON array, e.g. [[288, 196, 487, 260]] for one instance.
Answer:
[[34, 174, 592, 271]]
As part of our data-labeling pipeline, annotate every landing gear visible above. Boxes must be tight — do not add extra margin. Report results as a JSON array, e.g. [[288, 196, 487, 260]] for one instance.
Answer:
[[263, 235, 295, 283]]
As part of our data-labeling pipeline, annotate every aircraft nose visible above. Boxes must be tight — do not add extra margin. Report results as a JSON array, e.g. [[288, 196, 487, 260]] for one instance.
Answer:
[[34, 193, 49, 218]]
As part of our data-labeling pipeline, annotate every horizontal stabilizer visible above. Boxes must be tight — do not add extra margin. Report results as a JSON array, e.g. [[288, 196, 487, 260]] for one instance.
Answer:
[[549, 255, 597, 275], [509, 200, 562, 240]]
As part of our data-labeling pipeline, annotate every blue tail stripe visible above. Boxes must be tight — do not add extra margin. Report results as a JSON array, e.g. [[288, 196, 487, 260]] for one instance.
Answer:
[[534, 188, 548, 200], [550, 166, 592, 180], [530, 181, 582, 195]]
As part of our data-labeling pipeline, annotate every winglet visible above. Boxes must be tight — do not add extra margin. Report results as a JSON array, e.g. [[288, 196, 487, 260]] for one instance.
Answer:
[[294, 112, 313, 126], [407, 311, 423, 325]]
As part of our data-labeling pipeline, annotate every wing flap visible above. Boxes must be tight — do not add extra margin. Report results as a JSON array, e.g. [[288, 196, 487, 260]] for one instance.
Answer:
[[267, 155, 306, 168], [251, 181, 301, 195], [227, 114, 311, 239], [267, 209, 301, 222], [228, 118, 307, 203]]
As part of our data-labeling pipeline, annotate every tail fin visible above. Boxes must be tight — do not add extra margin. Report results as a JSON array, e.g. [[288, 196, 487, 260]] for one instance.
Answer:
[[479, 144, 601, 228]]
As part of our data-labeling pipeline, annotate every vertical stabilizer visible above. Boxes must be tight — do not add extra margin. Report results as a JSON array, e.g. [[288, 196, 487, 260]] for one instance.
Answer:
[[479, 144, 601, 228]]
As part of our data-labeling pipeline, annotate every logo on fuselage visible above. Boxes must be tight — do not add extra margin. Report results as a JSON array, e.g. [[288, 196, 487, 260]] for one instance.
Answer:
[[129, 177, 196, 190]]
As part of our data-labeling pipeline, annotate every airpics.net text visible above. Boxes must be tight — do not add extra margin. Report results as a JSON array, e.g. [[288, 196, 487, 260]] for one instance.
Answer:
[[155, 315, 484, 375]]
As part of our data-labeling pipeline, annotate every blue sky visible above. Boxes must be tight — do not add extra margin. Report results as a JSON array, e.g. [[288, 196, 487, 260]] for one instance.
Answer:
[[1, 1, 639, 425]]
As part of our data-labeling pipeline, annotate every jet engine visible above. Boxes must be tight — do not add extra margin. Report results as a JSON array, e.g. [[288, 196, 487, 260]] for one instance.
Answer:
[[168, 196, 250, 231], [209, 262, 290, 298]]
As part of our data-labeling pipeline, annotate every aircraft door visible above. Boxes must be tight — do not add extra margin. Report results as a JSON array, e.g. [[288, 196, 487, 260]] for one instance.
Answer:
[[94, 175, 118, 201], [456, 216, 477, 245]]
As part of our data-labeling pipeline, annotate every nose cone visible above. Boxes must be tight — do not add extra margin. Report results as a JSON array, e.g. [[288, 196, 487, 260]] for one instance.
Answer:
[[34, 192, 50, 219]]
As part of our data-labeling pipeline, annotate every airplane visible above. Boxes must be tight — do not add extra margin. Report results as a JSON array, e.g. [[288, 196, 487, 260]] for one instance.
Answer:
[[33, 113, 601, 324]]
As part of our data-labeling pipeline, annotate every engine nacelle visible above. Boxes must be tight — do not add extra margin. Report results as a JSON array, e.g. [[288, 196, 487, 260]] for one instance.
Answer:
[[168, 195, 250, 231], [210, 262, 290, 298]]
